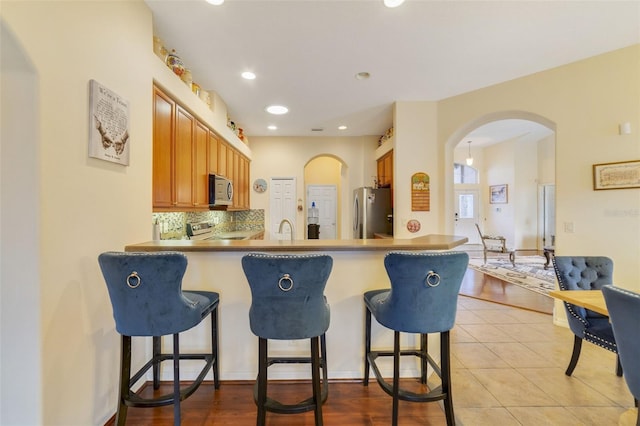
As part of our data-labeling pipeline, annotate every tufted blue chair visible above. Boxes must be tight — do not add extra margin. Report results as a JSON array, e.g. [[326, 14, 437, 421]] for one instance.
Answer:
[[98, 251, 220, 426], [602, 286, 640, 425], [552, 256, 622, 377], [363, 251, 469, 426], [241, 253, 333, 426]]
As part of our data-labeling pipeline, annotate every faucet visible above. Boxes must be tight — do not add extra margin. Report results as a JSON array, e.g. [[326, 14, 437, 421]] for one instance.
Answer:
[[278, 219, 295, 242]]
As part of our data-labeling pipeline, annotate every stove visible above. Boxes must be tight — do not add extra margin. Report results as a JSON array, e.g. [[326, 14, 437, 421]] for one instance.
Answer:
[[186, 221, 216, 240]]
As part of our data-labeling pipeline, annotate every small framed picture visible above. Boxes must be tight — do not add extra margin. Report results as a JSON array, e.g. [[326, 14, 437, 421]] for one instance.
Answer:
[[593, 160, 640, 190], [490, 184, 508, 204], [88, 80, 130, 166]]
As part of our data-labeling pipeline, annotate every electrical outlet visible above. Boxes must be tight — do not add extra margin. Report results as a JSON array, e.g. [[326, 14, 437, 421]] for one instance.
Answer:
[[213, 216, 220, 225]]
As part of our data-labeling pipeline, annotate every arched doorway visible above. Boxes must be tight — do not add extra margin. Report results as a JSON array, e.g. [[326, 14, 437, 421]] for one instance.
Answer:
[[446, 112, 556, 252], [304, 155, 346, 239]]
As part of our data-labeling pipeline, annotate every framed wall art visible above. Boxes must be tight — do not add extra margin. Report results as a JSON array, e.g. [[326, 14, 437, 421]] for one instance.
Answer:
[[88, 79, 130, 166], [593, 160, 640, 190], [489, 184, 508, 204]]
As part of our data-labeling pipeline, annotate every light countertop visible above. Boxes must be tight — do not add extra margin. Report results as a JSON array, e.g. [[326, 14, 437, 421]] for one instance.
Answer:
[[125, 234, 468, 253]]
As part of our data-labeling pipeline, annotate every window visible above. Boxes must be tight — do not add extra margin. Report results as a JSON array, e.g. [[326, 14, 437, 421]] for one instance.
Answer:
[[454, 163, 478, 184]]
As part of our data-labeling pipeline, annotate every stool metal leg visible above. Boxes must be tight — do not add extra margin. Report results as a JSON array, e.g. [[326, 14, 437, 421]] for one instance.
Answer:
[[311, 336, 323, 426], [153, 336, 161, 389], [211, 306, 220, 389], [420, 333, 428, 384], [117, 335, 131, 426], [172, 333, 181, 426], [257, 338, 268, 426], [364, 306, 372, 385], [392, 331, 400, 426], [441, 331, 454, 426]]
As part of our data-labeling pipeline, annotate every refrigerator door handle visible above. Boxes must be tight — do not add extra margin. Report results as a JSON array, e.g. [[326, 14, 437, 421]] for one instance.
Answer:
[[353, 194, 359, 237]]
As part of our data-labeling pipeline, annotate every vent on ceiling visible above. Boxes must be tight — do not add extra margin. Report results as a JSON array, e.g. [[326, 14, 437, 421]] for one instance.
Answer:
[[311, 128, 324, 132]]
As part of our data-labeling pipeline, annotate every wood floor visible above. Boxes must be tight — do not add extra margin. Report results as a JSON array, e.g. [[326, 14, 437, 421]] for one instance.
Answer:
[[108, 267, 554, 426]]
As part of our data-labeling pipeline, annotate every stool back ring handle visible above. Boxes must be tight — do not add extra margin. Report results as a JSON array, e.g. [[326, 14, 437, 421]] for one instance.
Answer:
[[425, 271, 441, 287], [127, 271, 141, 289], [278, 273, 294, 292]]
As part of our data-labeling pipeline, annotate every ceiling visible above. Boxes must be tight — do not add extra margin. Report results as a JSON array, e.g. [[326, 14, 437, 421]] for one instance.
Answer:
[[147, 0, 639, 141]]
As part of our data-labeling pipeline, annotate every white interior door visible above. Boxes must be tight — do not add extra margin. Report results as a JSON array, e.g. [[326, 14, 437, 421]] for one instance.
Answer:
[[454, 189, 480, 244], [270, 177, 297, 240], [307, 185, 337, 239]]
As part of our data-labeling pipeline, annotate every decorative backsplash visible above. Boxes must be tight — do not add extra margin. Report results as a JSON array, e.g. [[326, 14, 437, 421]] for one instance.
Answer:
[[152, 210, 265, 240]]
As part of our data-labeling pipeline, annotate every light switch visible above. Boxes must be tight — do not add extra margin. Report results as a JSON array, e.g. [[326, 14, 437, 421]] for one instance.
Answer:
[[564, 222, 574, 233]]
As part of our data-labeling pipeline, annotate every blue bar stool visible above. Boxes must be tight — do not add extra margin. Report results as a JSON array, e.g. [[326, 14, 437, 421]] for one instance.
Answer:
[[98, 251, 220, 426], [241, 253, 333, 426], [363, 251, 469, 426]]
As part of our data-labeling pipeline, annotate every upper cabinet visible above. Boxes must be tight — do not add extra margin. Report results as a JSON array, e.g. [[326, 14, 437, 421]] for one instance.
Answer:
[[153, 85, 250, 212], [377, 149, 393, 189]]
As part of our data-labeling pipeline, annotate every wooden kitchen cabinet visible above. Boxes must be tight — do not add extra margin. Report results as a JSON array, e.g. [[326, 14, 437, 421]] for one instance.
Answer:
[[153, 85, 251, 212], [153, 86, 209, 211], [377, 149, 393, 189], [152, 88, 174, 209], [218, 140, 229, 178], [209, 132, 219, 175], [193, 121, 209, 208], [174, 105, 195, 208]]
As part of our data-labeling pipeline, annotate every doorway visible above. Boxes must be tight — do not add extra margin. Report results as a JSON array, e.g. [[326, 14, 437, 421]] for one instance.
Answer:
[[269, 177, 297, 240], [454, 189, 480, 244], [307, 185, 337, 239], [538, 184, 556, 249]]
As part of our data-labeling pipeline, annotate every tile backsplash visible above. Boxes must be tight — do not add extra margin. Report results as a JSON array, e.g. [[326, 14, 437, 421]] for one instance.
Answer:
[[152, 210, 264, 240]]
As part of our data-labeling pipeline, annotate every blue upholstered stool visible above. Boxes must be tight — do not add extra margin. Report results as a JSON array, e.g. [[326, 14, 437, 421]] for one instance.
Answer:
[[98, 251, 220, 426], [363, 251, 468, 426], [553, 256, 622, 377], [241, 253, 333, 426]]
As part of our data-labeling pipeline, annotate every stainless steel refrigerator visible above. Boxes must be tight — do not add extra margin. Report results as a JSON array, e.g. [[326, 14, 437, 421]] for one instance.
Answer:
[[353, 187, 392, 239]]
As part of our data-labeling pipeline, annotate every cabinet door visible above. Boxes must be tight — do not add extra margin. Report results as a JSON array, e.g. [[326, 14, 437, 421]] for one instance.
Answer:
[[209, 132, 219, 175], [232, 149, 240, 208], [153, 89, 174, 208], [193, 121, 209, 208], [174, 106, 194, 208], [218, 141, 228, 177], [238, 155, 247, 209]]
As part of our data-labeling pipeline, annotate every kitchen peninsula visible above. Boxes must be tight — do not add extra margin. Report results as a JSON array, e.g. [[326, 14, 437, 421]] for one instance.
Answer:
[[124, 235, 467, 382]]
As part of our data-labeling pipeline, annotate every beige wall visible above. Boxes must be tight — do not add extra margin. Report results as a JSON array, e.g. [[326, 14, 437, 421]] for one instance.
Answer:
[[249, 136, 379, 240], [1, 0, 638, 423], [438, 45, 640, 291], [0, 1, 246, 424]]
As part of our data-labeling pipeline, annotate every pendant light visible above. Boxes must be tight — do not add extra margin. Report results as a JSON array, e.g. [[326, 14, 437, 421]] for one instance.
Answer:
[[465, 141, 474, 166]]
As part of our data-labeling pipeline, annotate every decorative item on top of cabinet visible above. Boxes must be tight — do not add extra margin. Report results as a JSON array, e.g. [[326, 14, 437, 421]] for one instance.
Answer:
[[378, 126, 394, 146], [165, 49, 185, 78]]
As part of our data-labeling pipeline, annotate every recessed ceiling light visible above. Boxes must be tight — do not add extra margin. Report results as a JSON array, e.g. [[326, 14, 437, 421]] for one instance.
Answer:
[[267, 125, 278, 130], [355, 72, 370, 80], [383, 0, 404, 8], [338, 125, 347, 130], [265, 105, 289, 115], [205, 0, 224, 5], [241, 71, 256, 80]]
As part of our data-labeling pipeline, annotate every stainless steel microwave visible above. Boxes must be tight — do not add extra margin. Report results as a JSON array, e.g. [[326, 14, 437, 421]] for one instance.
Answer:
[[209, 174, 233, 206]]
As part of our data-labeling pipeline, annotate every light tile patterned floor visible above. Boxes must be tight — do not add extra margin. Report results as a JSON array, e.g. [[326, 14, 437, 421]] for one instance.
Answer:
[[452, 296, 635, 426]]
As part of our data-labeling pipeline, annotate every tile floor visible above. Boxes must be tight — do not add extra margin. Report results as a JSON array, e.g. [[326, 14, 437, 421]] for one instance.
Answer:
[[452, 295, 635, 426]]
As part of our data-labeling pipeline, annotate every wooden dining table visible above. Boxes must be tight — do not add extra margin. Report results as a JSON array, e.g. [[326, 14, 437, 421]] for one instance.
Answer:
[[548, 289, 608, 316]]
